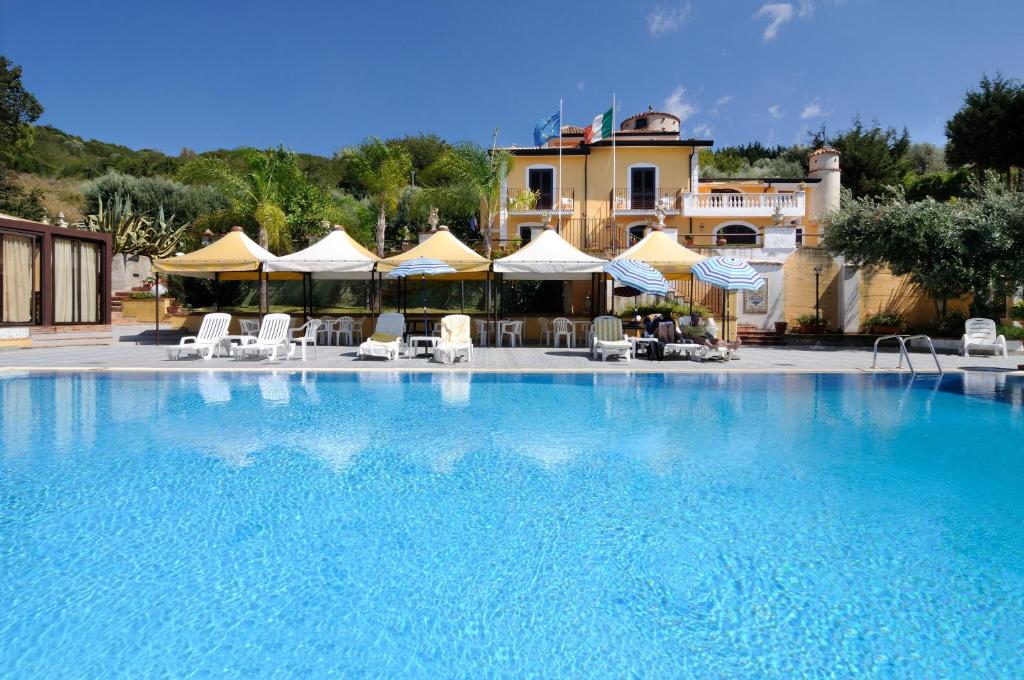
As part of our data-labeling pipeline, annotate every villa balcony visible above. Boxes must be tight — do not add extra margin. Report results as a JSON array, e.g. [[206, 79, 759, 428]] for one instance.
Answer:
[[610, 188, 682, 215], [681, 191, 805, 218], [506, 188, 575, 216]]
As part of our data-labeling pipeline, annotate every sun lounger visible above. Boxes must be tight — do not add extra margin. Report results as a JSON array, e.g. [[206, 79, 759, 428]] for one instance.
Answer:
[[357, 313, 405, 360], [234, 313, 292, 361], [591, 316, 631, 362], [434, 314, 473, 364], [166, 312, 231, 360], [961, 317, 1008, 357]]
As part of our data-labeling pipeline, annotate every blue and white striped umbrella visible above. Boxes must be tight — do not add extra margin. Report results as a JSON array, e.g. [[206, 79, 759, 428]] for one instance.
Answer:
[[604, 259, 670, 296], [385, 257, 456, 278], [691, 256, 764, 291]]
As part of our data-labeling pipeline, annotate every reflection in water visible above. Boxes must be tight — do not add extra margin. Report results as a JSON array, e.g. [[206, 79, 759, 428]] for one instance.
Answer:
[[433, 372, 471, 407], [2, 374, 33, 456], [197, 372, 231, 404], [258, 373, 290, 403]]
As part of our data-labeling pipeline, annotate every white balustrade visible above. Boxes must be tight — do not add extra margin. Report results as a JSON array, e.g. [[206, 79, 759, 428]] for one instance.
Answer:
[[682, 192, 806, 217]]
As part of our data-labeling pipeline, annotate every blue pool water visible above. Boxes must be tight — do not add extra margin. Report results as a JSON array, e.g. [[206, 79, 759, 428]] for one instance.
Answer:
[[1, 371, 1023, 678]]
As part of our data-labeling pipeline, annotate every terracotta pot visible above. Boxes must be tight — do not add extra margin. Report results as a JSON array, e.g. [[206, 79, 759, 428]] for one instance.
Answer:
[[774, 321, 788, 334], [683, 236, 694, 246], [717, 237, 728, 246], [870, 324, 900, 335]]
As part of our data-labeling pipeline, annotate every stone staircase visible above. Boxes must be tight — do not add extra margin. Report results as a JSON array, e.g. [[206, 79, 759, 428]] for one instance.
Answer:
[[737, 323, 787, 347], [111, 287, 182, 323]]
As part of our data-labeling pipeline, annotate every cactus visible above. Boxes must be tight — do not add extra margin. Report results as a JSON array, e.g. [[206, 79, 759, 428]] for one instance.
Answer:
[[83, 191, 190, 258]]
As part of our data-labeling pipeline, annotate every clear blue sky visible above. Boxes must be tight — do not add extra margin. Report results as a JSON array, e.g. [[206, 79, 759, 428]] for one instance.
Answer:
[[2, 0, 1021, 156]]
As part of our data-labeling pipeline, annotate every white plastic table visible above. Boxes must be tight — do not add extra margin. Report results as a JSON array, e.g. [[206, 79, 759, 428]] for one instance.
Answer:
[[405, 335, 439, 358]]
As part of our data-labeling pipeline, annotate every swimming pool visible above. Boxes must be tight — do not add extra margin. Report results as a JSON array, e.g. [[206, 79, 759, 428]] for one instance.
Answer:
[[1, 371, 1022, 677]]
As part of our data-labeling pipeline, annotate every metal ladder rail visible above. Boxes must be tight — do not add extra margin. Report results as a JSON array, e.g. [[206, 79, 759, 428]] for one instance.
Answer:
[[871, 334, 944, 375]]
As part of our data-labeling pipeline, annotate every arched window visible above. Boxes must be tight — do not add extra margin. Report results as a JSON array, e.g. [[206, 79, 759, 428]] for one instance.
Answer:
[[715, 224, 758, 245]]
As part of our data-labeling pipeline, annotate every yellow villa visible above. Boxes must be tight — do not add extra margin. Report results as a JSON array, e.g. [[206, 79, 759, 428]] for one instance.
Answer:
[[495, 106, 952, 336]]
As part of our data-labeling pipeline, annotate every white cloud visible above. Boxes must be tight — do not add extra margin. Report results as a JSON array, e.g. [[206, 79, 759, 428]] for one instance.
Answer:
[[647, 2, 692, 37], [768, 104, 783, 119], [664, 86, 697, 123], [800, 101, 823, 119], [576, 81, 584, 92], [753, 3, 794, 41], [692, 123, 713, 138], [711, 95, 734, 114]]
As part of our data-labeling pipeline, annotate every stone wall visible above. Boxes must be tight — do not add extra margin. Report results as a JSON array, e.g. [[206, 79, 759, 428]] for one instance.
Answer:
[[111, 253, 153, 294]]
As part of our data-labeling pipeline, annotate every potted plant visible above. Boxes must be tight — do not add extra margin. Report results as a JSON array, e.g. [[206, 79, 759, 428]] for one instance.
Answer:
[[863, 311, 906, 335], [774, 321, 788, 334], [717, 237, 728, 246], [794, 313, 828, 334], [683, 235, 695, 246]]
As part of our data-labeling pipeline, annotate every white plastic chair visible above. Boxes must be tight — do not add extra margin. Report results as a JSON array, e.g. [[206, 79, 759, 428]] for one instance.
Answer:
[[537, 318, 552, 346], [238, 318, 260, 338], [167, 313, 231, 360], [234, 314, 292, 361], [336, 316, 357, 345], [290, 319, 322, 361], [590, 316, 631, 362], [316, 317, 338, 345], [552, 317, 575, 348], [961, 317, 1008, 357], [499, 320, 523, 347], [474, 319, 489, 347], [350, 318, 365, 344]]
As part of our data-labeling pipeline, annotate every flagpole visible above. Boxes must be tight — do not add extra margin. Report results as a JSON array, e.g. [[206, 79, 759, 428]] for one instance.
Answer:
[[612, 91, 616, 247], [558, 98, 563, 231]]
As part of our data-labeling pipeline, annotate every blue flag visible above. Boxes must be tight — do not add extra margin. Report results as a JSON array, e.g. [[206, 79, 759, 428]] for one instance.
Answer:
[[533, 110, 561, 146]]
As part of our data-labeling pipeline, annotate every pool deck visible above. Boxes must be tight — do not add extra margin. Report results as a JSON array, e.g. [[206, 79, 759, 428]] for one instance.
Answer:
[[0, 325, 1021, 374]]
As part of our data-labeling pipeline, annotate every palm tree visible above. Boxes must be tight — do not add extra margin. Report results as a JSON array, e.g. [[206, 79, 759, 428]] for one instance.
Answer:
[[340, 139, 412, 256], [417, 141, 512, 259], [177, 147, 293, 251]]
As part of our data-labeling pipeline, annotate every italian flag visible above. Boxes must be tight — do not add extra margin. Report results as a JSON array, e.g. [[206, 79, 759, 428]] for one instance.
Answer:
[[584, 108, 613, 143]]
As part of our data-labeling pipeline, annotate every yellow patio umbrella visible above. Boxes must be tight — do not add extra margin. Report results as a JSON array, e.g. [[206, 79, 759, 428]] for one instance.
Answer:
[[378, 226, 489, 279], [612, 225, 705, 280], [151, 226, 294, 345], [153, 226, 297, 280]]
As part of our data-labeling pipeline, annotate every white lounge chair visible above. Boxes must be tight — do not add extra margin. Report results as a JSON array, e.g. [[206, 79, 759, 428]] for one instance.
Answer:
[[166, 312, 231, 360], [434, 314, 473, 364], [961, 317, 1008, 357], [358, 313, 405, 360], [234, 313, 292, 361], [290, 319, 322, 361], [238, 318, 260, 338], [590, 315, 631, 362]]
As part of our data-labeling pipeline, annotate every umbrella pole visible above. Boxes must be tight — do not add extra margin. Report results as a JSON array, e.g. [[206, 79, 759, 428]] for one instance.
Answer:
[[422, 273, 427, 335], [689, 277, 693, 317], [154, 272, 160, 347]]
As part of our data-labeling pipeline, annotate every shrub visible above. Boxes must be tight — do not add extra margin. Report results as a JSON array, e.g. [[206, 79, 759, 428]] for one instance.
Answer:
[[918, 310, 967, 338], [862, 311, 906, 331], [83, 171, 229, 223], [1011, 301, 1024, 320], [619, 301, 713, 321], [128, 291, 154, 300], [794, 313, 828, 328], [998, 324, 1024, 340]]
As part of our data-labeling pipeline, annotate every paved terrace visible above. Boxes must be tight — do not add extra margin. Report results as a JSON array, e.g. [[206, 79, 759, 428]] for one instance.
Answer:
[[1, 325, 1021, 374]]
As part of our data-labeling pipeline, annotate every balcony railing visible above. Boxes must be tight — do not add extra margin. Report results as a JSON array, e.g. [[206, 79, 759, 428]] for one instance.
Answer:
[[610, 188, 682, 214], [682, 191, 805, 217], [506, 187, 574, 214]]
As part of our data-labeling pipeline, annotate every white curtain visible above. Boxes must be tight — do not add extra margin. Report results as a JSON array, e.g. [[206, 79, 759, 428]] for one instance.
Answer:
[[78, 242, 99, 323], [2, 234, 33, 323], [53, 238, 75, 323]]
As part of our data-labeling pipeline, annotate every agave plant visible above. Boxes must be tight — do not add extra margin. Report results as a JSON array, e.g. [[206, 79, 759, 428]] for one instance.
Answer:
[[83, 192, 190, 258]]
